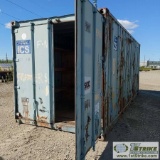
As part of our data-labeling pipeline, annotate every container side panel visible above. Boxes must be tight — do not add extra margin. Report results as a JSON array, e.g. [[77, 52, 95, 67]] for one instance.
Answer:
[[103, 12, 140, 135]]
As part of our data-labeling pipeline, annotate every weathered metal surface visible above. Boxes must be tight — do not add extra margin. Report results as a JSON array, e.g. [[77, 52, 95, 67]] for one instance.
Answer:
[[76, 0, 103, 159], [12, 20, 54, 128], [100, 8, 140, 137], [11, 2, 140, 160], [54, 121, 75, 133]]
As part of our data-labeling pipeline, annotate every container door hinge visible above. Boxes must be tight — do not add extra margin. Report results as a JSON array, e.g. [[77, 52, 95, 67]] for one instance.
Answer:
[[15, 86, 20, 89], [14, 30, 18, 33], [102, 17, 105, 23], [33, 101, 37, 110], [14, 58, 19, 62]]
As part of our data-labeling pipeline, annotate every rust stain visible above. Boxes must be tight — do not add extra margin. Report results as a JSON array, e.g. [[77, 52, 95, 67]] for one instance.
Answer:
[[112, 93, 115, 100], [37, 121, 50, 128], [21, 97, 30, 124], [23, 105, 29, 118], [106, 96, 109, 126], [119, 97, 125, 111], [54, 124, 63, 130], [113, 103, 116, 109], [37, 116, 47, 121], [37, 115, 50, 128], [85, 99, 90, 109], [85, 116, 91, 141]]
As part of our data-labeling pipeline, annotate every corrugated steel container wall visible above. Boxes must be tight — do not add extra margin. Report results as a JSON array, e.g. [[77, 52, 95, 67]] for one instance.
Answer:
[[76, 1, 103, 159], [12, 20, 54, 128], [101, 8, 140, 135]]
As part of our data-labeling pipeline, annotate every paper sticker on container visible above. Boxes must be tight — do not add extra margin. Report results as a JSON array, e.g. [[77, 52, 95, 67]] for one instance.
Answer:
[[84, 76, 91, 95], [114, 36, 118, 51], [16, 40, 31, 54]]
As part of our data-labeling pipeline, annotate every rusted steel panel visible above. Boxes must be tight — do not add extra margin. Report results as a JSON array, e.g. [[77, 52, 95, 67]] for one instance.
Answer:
[[100, 8, 140, 136], [76, 1, 103, 159]]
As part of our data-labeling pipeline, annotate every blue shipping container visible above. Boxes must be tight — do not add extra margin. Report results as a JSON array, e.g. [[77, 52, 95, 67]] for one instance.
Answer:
[[11, 1, 140, 159]]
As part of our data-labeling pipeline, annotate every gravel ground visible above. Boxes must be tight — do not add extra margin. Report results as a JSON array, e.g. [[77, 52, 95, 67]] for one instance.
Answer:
[[99, 70, 160, 159], [0, 82, 107, 160], [0, 70, 160, 160], [139, 70, 160, 91]]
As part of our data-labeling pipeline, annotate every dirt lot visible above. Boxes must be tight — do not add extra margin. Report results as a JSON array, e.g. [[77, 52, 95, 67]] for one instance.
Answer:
[[0, 70, 160, 160], [139, 70, 160, 91]]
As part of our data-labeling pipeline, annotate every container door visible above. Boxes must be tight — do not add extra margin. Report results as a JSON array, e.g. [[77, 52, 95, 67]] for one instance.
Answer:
[[76, 0, 103, 159], [13, 25, 35, 123], [12, 21, 54, 127], [34, 22, 54, 128]]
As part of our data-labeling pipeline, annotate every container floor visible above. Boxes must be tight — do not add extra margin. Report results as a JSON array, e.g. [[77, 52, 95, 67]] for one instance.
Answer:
[[54, 106, 75, 133]]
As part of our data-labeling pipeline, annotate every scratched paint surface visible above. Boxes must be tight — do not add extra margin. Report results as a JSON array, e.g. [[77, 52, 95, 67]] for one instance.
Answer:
[[12, 20, 54, 127], [34, 23, 54, 127], [12, 4, 140, 160], [14, 26, 34, 122], [102, 8, 140, 136], [76, 1, 103, 159]]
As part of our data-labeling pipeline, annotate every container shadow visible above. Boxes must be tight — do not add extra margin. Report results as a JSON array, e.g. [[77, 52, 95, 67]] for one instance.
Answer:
[[98, 89, 160, 160], [139, 89, 160, 97], [0, 157, 4, 160]]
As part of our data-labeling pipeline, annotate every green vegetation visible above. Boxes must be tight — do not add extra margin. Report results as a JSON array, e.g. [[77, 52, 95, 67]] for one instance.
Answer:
[[139, 66, 160, 71], [0, 59, 12, 63], [139, 66, 151, 71], [152, 68, 159, 70]]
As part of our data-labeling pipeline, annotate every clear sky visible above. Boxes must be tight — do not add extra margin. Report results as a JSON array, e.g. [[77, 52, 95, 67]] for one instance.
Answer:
[[0, 0, 160, 62]]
